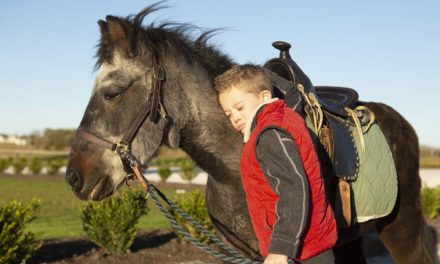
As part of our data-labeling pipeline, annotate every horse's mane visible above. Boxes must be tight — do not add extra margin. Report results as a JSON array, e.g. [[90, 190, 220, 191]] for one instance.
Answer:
[[95, 2, 233, 76]]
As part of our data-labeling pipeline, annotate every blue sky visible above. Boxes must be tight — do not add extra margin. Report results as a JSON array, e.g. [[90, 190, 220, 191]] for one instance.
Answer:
[[0, 1, 439, 147]]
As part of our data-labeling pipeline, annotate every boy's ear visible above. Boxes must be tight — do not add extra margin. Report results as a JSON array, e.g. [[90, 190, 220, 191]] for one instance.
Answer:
[[260, 90, 272, 101]]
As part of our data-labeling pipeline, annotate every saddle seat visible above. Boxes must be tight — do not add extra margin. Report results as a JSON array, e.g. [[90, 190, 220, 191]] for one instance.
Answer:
[[314, 86, 358, 116], [264, 41, 359, 118]]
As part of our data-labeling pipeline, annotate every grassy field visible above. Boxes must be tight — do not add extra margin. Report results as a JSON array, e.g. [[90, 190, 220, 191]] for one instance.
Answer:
[[421, 157, 440, 168], [0, 174, 196, 239], [0, 144, 69, 159]]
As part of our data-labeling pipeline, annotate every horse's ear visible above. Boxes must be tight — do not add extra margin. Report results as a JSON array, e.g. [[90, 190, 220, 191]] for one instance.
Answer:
[[105, 15, 133, 57], [98, 20, 108, 35], [96, 19, 114, 67], [97, 20, 111, 46]]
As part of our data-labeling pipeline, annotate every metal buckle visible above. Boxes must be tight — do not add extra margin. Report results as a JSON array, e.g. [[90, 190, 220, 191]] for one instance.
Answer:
[[114, 141, 129, 154], [125, 173, 136, 186]]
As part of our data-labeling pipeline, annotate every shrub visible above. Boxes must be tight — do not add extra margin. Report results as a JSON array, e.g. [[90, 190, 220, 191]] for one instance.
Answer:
[[13, 158, 27, 174], [0, 199, 41, 264], [179, 159, 198, 183], [153, 156, 182, 167], [421, 186, 440, 219], [80, 189, 149, 253], [46, 159, 64, 175], [171, 189, 214, 243], [28, 158, 43, 175], [158, 163, 172, 182], [0, 159, 10, 173]]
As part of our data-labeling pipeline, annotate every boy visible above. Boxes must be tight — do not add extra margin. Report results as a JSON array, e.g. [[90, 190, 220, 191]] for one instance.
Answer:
[[214, 64, 337, 264]]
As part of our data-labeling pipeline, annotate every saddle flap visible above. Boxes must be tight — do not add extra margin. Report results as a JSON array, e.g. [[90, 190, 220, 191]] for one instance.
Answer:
[[324, 113, 360, 181]]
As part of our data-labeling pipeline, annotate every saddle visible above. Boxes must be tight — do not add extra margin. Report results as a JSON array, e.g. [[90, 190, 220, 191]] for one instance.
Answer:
[[264, 41, 377, 226]]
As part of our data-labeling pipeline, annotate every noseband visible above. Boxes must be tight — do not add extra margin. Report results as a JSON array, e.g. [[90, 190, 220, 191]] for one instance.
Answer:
[[75, 62, 167, 189]]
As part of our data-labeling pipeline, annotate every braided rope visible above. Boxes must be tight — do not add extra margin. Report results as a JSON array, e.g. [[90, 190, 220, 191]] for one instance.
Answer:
[[146, 184, 260, 264], [149, 185, 247, 257], [136, 177, 296, 263]]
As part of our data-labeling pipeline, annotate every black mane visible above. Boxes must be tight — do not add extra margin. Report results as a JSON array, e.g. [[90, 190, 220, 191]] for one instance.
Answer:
[[95, 2, 233, 77]]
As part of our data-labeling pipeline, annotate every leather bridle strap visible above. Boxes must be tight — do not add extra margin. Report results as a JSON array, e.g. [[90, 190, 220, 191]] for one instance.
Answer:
[[76, 128, 118, 151], [121, 64, 164, 145], [75, 62, 165, 156], [149, 64, 165, 123], [119, 95, 153, 146]]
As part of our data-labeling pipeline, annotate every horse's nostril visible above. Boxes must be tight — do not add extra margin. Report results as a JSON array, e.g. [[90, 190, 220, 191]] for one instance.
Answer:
[[66, 168, 82, 191]]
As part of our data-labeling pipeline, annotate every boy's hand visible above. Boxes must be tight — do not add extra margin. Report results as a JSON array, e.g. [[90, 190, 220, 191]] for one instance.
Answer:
[[264, 253, 288, 264]]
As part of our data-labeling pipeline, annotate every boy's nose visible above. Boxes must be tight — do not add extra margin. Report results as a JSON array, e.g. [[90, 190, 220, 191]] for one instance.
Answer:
[[232, 115, 241, 124]]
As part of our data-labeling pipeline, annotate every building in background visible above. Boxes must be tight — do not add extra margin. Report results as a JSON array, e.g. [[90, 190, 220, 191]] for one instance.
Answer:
[[0, 134, 28, 146]]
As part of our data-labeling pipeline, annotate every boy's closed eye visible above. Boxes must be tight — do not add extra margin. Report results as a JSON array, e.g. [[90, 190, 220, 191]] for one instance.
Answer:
[[233, 102, 243, 111]]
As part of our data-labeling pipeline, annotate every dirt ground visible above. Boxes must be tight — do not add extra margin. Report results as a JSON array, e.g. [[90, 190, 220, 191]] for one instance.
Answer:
[[27, 218, 440, 264], [22, 222, 429, 264], [28, 228, 223, 264]]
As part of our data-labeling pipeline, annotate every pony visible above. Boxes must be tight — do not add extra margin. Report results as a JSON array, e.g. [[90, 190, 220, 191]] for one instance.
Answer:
[[66, 4, 438, 263]]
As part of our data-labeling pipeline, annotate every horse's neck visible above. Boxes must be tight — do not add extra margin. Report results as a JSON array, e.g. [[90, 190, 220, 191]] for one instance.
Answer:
[[162, 52, 240, 183], [180, 112, 243, 184], [178, 81, 243, 184]]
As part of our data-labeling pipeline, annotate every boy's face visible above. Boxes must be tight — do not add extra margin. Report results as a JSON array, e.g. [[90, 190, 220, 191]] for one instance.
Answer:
[[218, 84, 269, 134]]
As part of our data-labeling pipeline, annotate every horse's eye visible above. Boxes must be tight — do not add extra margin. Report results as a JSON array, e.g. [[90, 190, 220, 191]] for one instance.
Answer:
[[104, 92, 122, 101]]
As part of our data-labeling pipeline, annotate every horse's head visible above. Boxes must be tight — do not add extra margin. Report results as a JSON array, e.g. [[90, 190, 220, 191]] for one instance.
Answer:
[[66, 5, 233, 201], [66, 6, 177, 200]]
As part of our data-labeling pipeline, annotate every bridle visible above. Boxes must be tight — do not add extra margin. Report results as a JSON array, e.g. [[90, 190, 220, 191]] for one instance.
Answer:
[[75, 61, 167, 189]]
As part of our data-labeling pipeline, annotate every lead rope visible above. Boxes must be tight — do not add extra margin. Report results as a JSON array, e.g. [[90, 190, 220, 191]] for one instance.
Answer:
[[127, 157, 296, 264], [147, 184, 260, 264]]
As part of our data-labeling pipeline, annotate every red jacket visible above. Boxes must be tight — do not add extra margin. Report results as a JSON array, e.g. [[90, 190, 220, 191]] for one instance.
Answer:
[[240, 100, 337, 260]]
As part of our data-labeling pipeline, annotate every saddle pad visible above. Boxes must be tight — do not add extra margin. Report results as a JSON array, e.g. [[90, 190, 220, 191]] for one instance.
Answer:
[[350, 123, 398, 223]]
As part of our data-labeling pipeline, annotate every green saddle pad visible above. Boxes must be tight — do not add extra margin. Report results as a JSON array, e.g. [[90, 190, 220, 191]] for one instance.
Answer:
[[350, 123, 398, 223]]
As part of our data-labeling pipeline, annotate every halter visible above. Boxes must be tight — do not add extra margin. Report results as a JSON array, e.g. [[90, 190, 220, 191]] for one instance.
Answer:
[[75, 61, 166, 189]]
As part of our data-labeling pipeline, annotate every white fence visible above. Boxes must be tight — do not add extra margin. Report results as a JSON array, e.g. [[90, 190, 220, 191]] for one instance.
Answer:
[[420, 168, 440, 188], [2, 166, 440, 188]]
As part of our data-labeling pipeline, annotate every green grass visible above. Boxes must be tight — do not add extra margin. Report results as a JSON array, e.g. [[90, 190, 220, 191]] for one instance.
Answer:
[[0, 175, 185, 239]]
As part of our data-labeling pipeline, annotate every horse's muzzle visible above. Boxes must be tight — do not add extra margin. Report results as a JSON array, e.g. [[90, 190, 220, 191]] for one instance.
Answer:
[[65, 167, 115, 201]]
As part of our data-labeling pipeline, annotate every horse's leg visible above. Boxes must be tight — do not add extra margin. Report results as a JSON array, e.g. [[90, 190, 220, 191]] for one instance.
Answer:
[[376, 195, 438, 264], [365, 102, 439, 264]]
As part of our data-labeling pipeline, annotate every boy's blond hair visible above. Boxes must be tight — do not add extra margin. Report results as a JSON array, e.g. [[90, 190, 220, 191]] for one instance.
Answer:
[[214, 64, 271, 95]]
